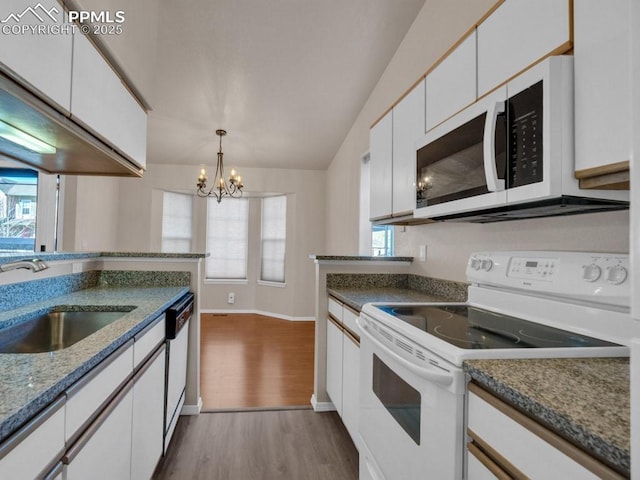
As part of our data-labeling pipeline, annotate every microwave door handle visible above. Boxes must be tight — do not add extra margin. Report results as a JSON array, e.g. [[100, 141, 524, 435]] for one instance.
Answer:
[[483, 101, 506, 192], [357, 317, 454, 387]]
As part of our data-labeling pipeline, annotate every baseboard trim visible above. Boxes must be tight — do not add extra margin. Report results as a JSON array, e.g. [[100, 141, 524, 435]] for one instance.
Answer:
[[200, 308, 315, 322], [310, 394, 336, 412], [181, 397, 203, 416]]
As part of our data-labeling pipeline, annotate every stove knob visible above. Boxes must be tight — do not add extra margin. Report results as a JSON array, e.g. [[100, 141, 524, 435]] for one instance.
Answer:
[[481, 259, 493, 271], [581, 264, 601, 282], [470, 258, 482, 271], [606, 265, 628, 285]]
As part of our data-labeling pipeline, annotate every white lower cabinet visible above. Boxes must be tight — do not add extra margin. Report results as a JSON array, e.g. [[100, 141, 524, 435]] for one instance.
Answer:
[[64, 383, 134, 480], [326, 297, 360, 450], [467, 383, 621, 479], [326, 317, 344, 415], [0, 314, 168, 480], [341, 331, 360, 449], [131, 345, 166, 480], [0, 397, 65, 479]]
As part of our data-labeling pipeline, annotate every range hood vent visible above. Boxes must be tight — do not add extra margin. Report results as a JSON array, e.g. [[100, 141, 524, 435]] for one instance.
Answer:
[[433, 196, 629, 223], [0, 73, 143, 177]]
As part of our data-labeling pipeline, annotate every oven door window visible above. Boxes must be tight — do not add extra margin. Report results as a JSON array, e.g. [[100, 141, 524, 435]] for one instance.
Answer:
[[372, 354, 421, 445]]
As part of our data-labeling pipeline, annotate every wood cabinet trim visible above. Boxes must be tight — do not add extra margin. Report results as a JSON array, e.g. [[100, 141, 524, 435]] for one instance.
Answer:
[[343, 325, 360, 346], [467, 427, 527, 479], [370, 0, 575, 131], [575, 160, 630, 179], [327, 314, 342, 329], [468, 382, 626, 479], [467, 440, 512, 479]]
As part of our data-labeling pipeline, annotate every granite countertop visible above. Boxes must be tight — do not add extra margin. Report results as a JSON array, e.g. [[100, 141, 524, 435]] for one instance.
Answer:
[[310, 255, 413, 262], [328, 287, 455, 312], [0, 251, 208, 266], [0, 284, 189, 443], [465, 358, 630, 476]]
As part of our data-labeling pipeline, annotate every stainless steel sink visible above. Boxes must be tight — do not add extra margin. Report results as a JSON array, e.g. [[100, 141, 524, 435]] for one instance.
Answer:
[[0, 308, 135, 354]]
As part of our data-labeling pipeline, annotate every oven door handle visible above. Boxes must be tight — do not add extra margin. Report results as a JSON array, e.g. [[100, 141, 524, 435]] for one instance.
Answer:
[[357, 317, 454, 387]]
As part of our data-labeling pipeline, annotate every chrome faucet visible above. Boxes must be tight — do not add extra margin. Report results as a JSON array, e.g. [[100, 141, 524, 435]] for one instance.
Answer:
[[0, 258, 49, 273]]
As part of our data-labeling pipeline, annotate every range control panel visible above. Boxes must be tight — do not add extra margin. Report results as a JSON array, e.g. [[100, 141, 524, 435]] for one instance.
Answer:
[[467, 251, 630, 307]]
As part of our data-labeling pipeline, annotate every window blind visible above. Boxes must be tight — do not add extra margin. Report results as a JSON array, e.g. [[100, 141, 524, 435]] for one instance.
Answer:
[[161, 191, 193, 253], [260, 195, 286, 283], [206, 197, 249, 279]]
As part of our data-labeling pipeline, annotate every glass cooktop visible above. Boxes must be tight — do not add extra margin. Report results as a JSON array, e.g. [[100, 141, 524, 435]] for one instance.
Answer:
[[377, 304, 621, 349]]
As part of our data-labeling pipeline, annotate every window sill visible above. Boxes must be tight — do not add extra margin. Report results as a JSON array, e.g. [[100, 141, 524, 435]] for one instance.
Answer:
[[204, 278, 249, 285], [257, 280, 286, 288]]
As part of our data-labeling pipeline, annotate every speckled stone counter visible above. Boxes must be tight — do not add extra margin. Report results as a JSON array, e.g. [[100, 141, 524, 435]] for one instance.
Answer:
[[0, 283, 189, 443], [0, 251, 207, 267], [310, 255, 413, 262], [327, 273, 468, 311], [464, 358, 630, 476]]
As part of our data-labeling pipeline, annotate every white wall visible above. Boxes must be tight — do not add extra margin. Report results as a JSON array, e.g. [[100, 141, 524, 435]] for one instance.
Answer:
[[325, 0, 631, 282], [61, 176, 121, 251], [73, 163, 327, 319]]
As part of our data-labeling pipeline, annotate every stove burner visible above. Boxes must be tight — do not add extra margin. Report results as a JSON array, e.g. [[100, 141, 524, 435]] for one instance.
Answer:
[[376, 304, 622, 350], [517, 329, 564, 344]]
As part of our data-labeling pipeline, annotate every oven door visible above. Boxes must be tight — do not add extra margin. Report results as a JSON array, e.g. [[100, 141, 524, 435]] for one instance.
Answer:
[[357, 315, 466, 480], [414, 88, 508, 219]]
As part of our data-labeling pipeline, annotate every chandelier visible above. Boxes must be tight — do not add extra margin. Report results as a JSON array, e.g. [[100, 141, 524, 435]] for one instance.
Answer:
[[196, 129, 244, 202]]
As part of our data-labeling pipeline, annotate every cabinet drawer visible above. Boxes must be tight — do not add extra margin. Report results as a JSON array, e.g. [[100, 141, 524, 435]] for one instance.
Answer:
[[0, 397, 65, 479], [468, 385, 615, 479], [328, 297, 343, 322], [65, 340, 134, 444], [133, 314, 165, 369], [342, 306, 359, 337]]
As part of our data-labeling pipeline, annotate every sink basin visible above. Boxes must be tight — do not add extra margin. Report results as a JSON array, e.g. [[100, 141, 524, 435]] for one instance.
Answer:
[[0, 308, 135, 354]]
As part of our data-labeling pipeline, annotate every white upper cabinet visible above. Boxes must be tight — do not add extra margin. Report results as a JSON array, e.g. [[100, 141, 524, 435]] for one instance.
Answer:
[[574, 0, 630, 175], [426, 31, 477, 131], [0, 0, 72, 112], [477, 0, 571, 97], [392, 79, 425, 215], [369, 111, 393, 220], [71, 32, 147, 169]]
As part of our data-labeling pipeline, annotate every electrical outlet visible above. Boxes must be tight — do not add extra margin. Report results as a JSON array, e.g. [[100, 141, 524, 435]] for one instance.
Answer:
[[419, 245, 427, 262], [227, 292, 235, 304]]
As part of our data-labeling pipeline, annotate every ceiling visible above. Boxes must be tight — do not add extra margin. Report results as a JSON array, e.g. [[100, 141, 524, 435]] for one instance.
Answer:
[[97, 0, 426, 170]]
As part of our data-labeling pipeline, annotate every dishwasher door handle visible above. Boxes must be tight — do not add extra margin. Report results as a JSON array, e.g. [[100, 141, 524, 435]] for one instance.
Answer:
[[356, 316, 454, 387]]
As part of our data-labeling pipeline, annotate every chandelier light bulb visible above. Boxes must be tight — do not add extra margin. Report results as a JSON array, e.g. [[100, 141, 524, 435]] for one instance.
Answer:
[[196, 129, 244, 202]]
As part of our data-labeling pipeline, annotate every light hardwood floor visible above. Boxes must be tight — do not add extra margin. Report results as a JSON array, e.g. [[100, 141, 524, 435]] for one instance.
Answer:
[[154, 314, 358, 479], [153, 410, 359, 480], [200, 313, 315, 410]]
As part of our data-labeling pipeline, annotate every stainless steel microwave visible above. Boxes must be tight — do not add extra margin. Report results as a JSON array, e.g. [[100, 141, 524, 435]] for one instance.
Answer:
[[413, 56, 628, 222]]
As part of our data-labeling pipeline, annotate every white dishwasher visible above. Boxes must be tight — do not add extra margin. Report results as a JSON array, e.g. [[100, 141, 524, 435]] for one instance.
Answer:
[[164, 292, 193, 454]]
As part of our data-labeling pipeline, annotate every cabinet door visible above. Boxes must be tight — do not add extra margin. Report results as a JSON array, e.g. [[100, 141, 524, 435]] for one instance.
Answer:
[[392, 80, 425, 215], [0, 398, 65, 479], [369, 112, 393, 220], [0, 0, 72, 112], [477, 0, 571, 97], [71, 32, 147, 169], [426, 31, 477, 131], [131, 346, 166, 480], [574, 0, 630, 174], [468, 389, 600, 479], [65, 384, 134, 480], [326, 319, 343, 414], [341, 333, 360, 449]]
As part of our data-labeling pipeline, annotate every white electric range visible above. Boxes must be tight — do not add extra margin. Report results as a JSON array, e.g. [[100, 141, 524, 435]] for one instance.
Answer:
[[357, 251, 634, 480]]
